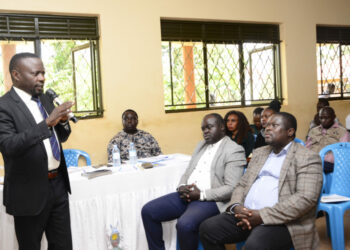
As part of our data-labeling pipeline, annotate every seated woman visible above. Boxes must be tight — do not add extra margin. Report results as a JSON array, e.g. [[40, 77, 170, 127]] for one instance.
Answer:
[[306, 106, 350, 173], [250, 107, 264, 135], [224, 110, 255, 158], [107, 109, 162, 162], [254, 100, 281, 149]]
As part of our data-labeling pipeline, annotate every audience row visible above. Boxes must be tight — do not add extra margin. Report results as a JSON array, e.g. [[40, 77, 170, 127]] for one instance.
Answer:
[[107, 99, 349, 250]]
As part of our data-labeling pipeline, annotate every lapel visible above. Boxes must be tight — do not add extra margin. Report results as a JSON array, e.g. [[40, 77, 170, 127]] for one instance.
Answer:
[[278, 141, 297, 195], [209, 136, 227, 181], [9, 88, 37, 127]]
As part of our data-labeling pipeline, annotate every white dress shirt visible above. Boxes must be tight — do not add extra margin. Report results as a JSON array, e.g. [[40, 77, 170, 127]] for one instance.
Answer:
[[244, 142, 292, 210], [187, 138, 223, 199], [14, 87, 60, 171]]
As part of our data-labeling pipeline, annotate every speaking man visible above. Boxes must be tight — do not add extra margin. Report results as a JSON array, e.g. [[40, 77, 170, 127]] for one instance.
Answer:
[[0, 53, 74, 250]]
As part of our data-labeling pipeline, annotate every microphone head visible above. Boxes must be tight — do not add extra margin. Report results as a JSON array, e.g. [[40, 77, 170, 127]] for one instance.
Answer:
[[45, 89, 58, 101]]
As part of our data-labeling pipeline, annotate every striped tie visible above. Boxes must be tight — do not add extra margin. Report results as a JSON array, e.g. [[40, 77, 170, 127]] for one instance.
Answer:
[[32, 97, 61, 161]]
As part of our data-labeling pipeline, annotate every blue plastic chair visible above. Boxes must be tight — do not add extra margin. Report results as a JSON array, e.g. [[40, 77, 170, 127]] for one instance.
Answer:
[[317, 142, 350, 250], [63, 149, 91, 167], [294, 138, 305, 146]]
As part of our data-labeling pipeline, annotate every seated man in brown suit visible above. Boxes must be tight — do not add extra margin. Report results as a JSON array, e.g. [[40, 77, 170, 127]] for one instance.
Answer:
[[199, 112, 323, 250]]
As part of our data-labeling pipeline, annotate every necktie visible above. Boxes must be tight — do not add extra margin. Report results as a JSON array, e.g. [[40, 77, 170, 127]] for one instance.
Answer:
[[32, 97, 61, 161]]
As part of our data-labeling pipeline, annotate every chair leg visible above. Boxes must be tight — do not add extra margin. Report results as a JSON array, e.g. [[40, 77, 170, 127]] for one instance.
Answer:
[[328, 207, 345, 250], [198, 240, 204, 250]]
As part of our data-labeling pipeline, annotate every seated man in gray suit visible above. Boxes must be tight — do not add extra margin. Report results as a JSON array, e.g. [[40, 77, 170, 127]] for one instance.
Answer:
[[141, 113, 246, 250], [199, 112, 323, 250]]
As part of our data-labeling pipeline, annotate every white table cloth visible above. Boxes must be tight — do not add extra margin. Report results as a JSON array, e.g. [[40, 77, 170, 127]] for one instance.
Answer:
[[0, 154, 190, 250]]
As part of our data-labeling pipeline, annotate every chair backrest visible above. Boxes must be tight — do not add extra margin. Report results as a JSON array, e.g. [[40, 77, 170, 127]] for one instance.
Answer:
[[319, 142, 350, 196], [294, 138, 305, 146], [63, 149, 92, 167]]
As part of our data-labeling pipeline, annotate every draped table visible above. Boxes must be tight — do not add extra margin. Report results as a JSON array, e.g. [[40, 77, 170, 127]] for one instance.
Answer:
[[0, 154, 190, 250]]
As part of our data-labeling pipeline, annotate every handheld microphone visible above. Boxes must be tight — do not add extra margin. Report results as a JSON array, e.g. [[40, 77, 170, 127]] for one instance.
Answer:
[[45, 89, 78, 123]]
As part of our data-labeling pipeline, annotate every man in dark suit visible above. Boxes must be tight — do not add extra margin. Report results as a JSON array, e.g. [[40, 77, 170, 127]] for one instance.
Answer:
[[0, 53, 74, 250]]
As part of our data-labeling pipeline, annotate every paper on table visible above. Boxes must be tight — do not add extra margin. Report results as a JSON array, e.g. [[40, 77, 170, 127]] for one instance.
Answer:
[[138, 155, 173, 164], [81, 166, 112, 179], [321, 194, 350, 203]]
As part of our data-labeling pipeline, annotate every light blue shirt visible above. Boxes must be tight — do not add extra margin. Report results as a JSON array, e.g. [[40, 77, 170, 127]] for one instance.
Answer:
[[244, 142, 292, 210]]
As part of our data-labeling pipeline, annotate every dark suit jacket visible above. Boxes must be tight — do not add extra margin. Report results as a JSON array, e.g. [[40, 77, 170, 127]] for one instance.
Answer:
[[0, 88, 71, 216]]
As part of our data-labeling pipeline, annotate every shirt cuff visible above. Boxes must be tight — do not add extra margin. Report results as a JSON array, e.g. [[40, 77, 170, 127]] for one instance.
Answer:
[[227, 203, 240, 214], [199, 190, 206, 201], [60, 120, 69, 125]]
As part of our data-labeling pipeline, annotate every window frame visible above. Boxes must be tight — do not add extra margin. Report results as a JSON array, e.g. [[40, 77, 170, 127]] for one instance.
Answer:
[[316, 25, 350, 101], [0, 13, 103, 119], [161, 20, 283, 113]]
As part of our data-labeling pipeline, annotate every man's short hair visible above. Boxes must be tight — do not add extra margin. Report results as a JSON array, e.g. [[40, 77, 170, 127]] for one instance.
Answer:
[[122, 109, 138, 119], [253, 107, 264, 116], [276, 112, 297, 138], [9, 52, 40, 73], [205, 113, 224, 127], [320, 106, 335, 117]]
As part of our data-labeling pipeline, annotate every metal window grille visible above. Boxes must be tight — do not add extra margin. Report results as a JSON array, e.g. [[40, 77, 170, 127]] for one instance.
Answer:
[[0, 14, 103, 119], [161, 20, 282, 112], [316, 26, 350, 100]]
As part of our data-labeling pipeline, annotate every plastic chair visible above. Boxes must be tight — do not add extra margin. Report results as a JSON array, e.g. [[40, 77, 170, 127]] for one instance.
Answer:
[[317, 142, 350, 250], [294, 138, 305, 146], [63, 149, 91, 167]]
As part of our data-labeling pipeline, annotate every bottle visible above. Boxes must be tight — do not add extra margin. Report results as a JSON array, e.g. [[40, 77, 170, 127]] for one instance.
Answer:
[[112, 145, 121, 167], [129, 142, 137, 165]]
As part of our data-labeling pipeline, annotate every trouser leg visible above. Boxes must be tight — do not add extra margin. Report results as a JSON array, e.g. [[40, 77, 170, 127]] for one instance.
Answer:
[[14, 213, 48, 250], [245, 224, 293, 250], [176, 200, 219, 250], [199, 213, 250, 250], [200, 212, 294, 250], [14, 181, 53, 250], [141, 192, 187, 250], [45, 174, 72, 250]]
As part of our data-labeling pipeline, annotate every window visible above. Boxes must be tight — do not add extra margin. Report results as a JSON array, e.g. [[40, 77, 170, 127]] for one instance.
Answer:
[[0, 14, 103, 118], [161, 20, 282, 112], [316, 26, 350, 100]]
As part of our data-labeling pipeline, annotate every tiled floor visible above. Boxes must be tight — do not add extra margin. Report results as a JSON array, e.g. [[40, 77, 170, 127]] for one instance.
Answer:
[[226, 211, 350, 250]]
